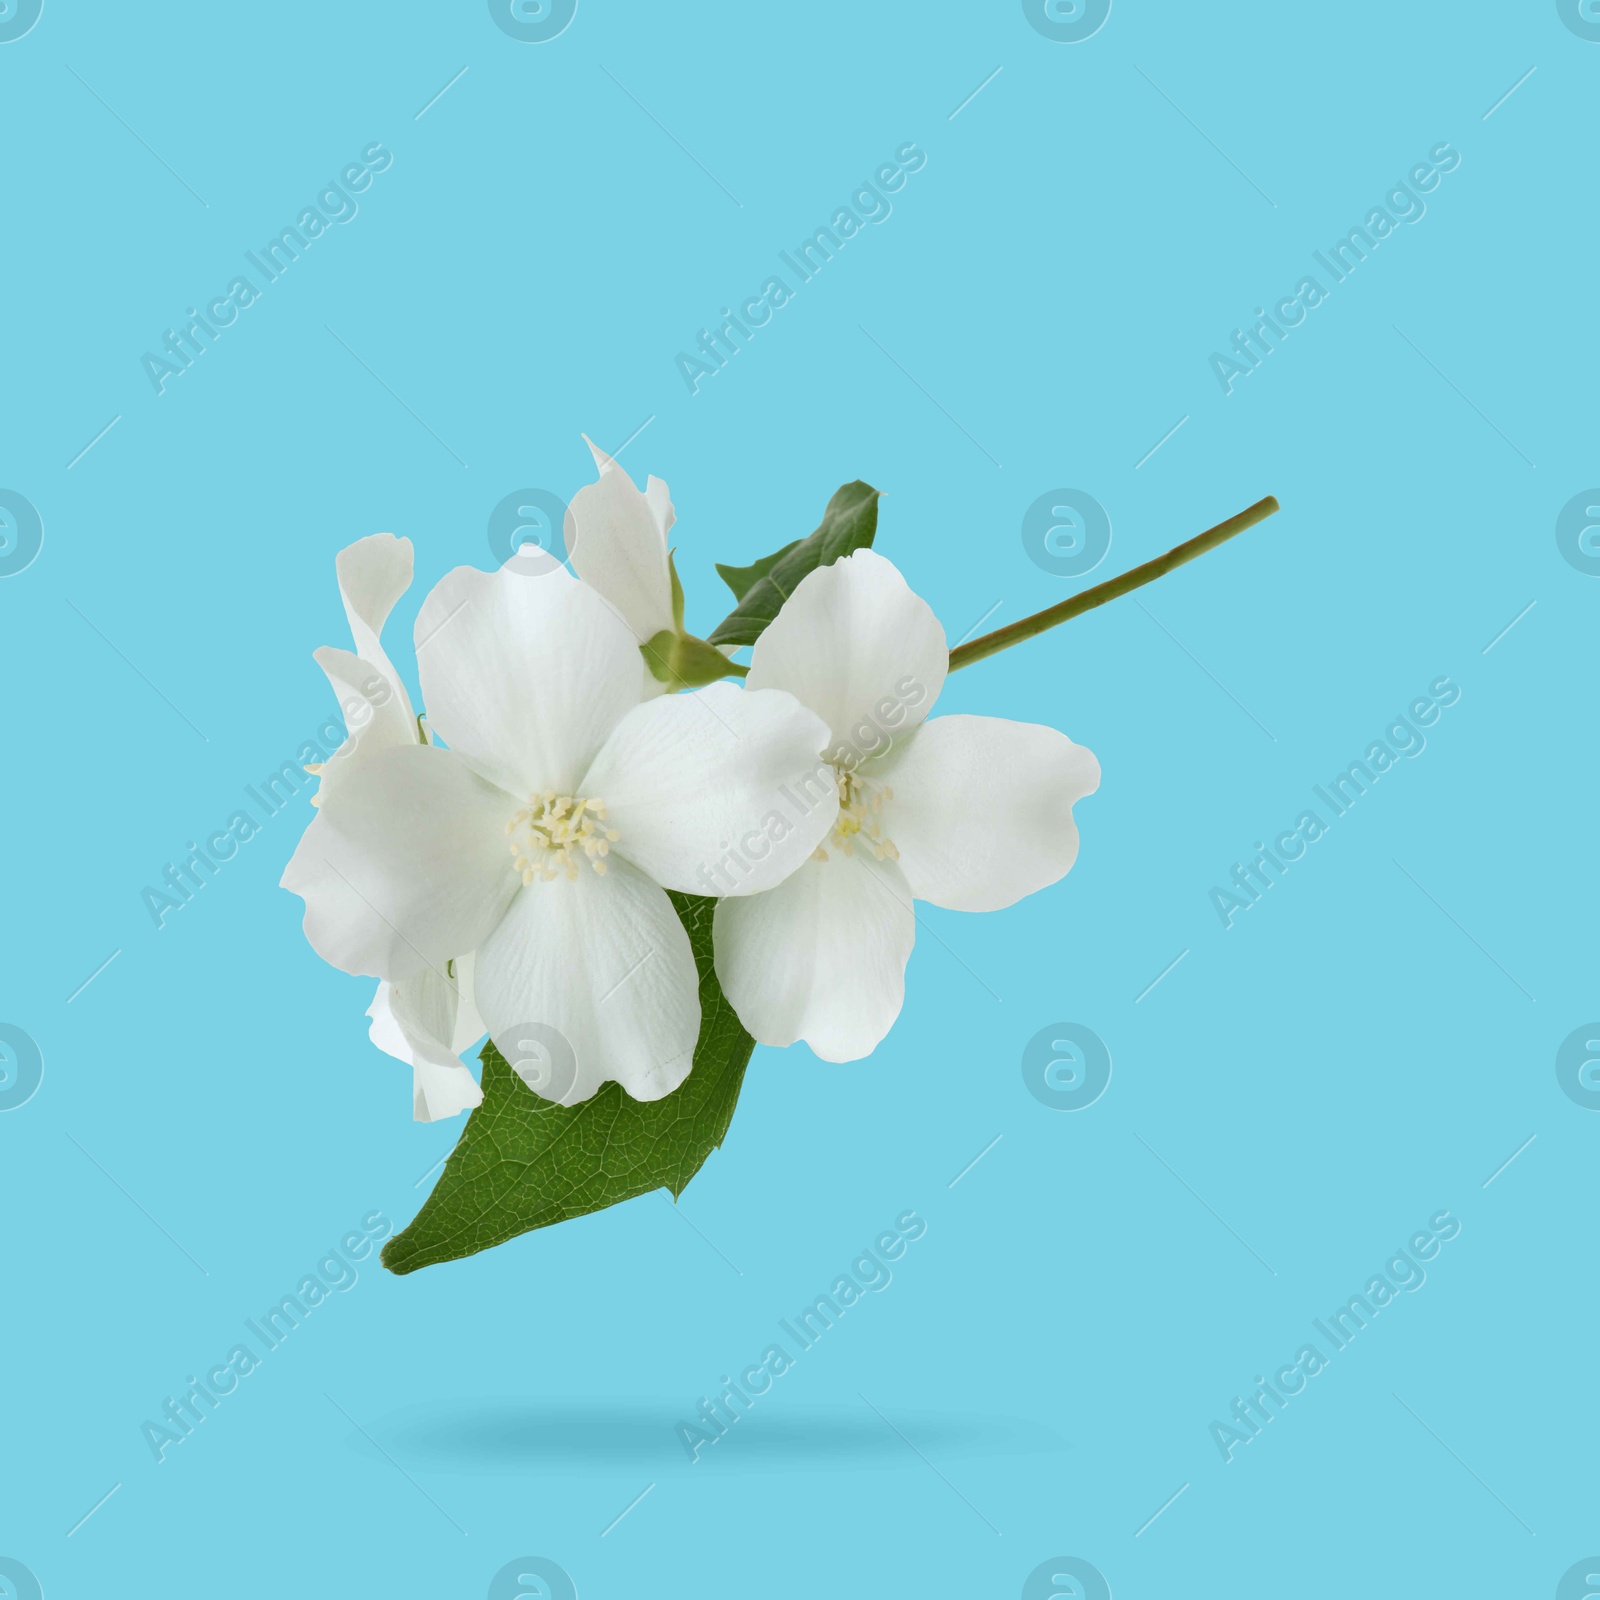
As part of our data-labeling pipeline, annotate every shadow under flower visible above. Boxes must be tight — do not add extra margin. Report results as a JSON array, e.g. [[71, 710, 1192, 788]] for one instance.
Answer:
[[342, 1399, 1067, 1477]]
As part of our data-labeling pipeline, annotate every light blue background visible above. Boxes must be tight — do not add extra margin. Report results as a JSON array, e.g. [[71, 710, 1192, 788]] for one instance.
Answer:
[[3, 3, 1596, 1595]]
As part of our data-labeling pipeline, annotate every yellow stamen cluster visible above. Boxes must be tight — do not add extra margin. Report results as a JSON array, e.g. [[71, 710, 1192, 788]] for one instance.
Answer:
[[506, 793, 619, 884], [813, 767, 898, 863]]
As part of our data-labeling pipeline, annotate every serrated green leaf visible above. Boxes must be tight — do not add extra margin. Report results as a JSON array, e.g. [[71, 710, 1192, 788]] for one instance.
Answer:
[[382, 892, 754, 1275], [715, 539, 800, 603], [707, 481, 879, 647]]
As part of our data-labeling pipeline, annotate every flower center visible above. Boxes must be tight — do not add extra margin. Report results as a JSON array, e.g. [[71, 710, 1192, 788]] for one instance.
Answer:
[[506, 793, 619, 884], [814, 766, 898, 863]]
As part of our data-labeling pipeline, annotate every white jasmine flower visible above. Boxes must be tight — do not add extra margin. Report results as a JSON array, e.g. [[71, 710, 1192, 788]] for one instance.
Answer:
[[283, 560, 832, 1106], [713, 549, 1101, 1063]]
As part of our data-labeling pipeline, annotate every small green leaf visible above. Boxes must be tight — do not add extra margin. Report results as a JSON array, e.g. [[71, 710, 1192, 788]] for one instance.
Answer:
[[715, 539, 799, 603], [707, 481, 880, 648], [381, 893, 754, 1275]]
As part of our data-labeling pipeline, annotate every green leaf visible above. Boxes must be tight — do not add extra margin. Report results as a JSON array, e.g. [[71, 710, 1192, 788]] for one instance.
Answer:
[[707, 480, 880, 648], [382, 892, 755, 1275], [715, 539, 799, 603]]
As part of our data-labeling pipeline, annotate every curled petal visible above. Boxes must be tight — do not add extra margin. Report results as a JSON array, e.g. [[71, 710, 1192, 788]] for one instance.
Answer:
[[334, 532, 415, 712], [310, 535, 420, 801], [311, 645, 415, 800], [368, 956, 485, 1122], [566, 436, 676, 646], [645, 473, 676, 544]]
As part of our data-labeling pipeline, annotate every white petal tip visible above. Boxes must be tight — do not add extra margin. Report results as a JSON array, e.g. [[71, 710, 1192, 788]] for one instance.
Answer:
[[581, 433, 618, 475]]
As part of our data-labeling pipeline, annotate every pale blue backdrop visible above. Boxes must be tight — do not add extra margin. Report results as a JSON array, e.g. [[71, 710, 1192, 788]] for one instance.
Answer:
[[2, 2, 1596, 1596]]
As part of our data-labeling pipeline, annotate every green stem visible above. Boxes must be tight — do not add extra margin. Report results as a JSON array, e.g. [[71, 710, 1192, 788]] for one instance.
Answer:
[[947, 494, 1280, 672]]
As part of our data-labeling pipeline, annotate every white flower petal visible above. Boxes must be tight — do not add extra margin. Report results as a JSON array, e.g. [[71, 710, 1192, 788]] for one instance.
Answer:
[[413, 562, 644, 797], [474, 857, 699, 1105], [746, 548, 947, 763], [334, 533, 416, 725], [874, 714, 1101, 912], [582, 682, 834, 897], [281, 744, 518, 980], [645, 474, 676, 542], [367, 964, 484, 1122], [566, 437, 675, 645], [310, 645, 416, 802], [713, 851, 915, 1062], [306, 535, 421, 803], [448, 950, 486, 1053]]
